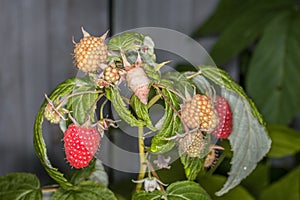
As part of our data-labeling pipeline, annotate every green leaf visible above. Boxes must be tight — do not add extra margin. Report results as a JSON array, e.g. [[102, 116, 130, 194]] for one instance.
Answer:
[[192, 0, 252, 36], [34, 78, 77, 190], [143, 63, 160, 81], [132, 181, 211, 200], [0, 173, 42, 200], [194, 66, 271, 196], [180, 155, 204, 181], [150, 89, 181, 153], [67, 80, 98, 124], [131, 94, 156, 131], [161, 71, 195, 99], [68, 159, 96, 185], [89, 159, 109, 187], [108, 32, 144, 52], [259, 166, 300, 200], [198, 175, 254, 200], [51, 181, 117, 200], [105, 87, 146, 127], [246, 11, 300, 124], [166, 181, 211, 200], [132, 190, 164, 200], [140, 36, 156, 65], [241, 163, 269, 198], [267, 125, 300, 158], [202, 0, 293, 65]]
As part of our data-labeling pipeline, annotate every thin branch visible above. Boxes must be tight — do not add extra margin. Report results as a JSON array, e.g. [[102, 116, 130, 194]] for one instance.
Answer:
[[186, 70, 202, 79], [83, 94, 105, 124], [42, 187, 58, 193], [135, 126, 147, 192], [154, 83, 186, 101], [99, 99, 108, 119]]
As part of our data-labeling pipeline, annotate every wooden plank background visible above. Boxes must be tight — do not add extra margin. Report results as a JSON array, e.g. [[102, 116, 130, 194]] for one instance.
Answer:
[[0, 0, 109, 183], [0, 0, 219, 184]]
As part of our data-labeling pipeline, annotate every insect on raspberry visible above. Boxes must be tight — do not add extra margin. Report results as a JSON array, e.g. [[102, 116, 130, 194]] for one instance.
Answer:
[[203, 145, 224, 168]]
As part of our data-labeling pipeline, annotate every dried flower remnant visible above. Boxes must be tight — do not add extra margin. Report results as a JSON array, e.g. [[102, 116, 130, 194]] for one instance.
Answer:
[[153, 155, 171, 169], [122, 53, 150, 104]]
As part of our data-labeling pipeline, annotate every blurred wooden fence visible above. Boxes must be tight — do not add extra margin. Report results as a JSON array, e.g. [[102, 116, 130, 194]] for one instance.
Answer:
[[0, 0, 218, 184]]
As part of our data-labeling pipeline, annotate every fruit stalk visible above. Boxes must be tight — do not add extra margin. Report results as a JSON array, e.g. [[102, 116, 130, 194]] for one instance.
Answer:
[[135, 126, 147, 192]]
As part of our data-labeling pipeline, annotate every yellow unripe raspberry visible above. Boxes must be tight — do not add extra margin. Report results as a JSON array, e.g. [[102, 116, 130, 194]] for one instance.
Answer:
[[103, 64, 121, 84], [179, 130, 207, 158], [181, 94, 217, 131], [73, 28, 108, 73]]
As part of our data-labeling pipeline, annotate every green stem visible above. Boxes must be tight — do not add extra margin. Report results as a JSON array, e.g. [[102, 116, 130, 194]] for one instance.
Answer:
[[99, 99, 108, 119], [42, 187, 58, 193], [83, 93, 104, 124], [136, 126, 147, 192], [186, 70, 202, 79]]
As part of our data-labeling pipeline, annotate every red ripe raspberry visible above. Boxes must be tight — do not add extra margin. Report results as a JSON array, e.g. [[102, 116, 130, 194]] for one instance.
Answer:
[[211, 96, 232, 139], [63, 124, 100, 168]]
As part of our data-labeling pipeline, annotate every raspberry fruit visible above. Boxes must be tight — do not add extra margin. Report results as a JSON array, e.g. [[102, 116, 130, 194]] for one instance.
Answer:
[[211, 96, 232, 139], [44, 103, 61, 124], [63, 124, 100, 168], [181, 94, 217, 131], [44, 95, 67, 124], [73, 28, 108, 73], [103, 63, 121, 84], [179, 130, 208, 158]]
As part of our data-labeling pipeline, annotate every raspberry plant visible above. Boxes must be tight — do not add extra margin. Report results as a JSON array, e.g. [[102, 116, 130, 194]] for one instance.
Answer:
[[0, 28, 271, 200]]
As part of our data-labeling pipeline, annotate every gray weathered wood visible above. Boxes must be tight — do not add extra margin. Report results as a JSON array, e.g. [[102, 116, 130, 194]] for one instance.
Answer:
[[0, 0, 108, 183]]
